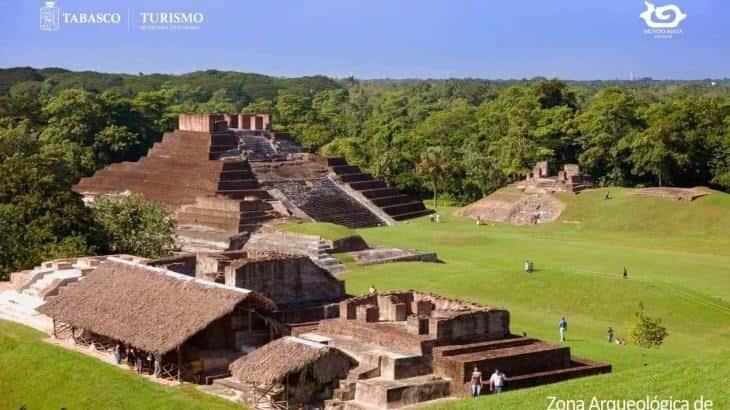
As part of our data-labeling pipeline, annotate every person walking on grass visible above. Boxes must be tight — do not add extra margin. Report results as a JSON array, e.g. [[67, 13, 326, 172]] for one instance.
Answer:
[[559, 317, 568, 342], [607, 327, 614, 343], [623, 267, 628, 279], [489, 368, 507, 394], [470, 366, 483, 397]]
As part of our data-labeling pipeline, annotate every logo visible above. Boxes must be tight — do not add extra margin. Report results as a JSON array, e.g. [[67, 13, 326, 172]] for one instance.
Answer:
[[139, 11, 205, 31], [40, 1, 60, 31], [640, 1, 686, 39], [640, 1, 687, 28]]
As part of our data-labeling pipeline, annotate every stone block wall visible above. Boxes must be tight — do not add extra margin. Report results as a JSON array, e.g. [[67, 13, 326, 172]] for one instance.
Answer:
[[434, 310, 510, 343], [239, 114, 271, 131], [380, 355, 432, 380], [224, 113, 238, 128], [357, 304, 379, 322], [179, 114, 225, 132], [226, 256, 345, 306], [563, 164, 580, 178], [319, 319, 426, 355]]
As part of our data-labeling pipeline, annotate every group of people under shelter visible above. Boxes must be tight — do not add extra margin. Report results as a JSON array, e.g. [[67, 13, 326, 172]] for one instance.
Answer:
[[113, 343, 161, 377]]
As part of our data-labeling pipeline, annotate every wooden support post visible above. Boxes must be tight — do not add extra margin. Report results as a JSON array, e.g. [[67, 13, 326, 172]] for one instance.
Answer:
[[177, 346, 182, 383]]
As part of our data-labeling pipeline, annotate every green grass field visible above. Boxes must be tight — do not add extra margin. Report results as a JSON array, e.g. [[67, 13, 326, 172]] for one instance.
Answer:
[[0, 320, 239, 410], [1, 187, 728, 409], [299, 188, 730, 409]]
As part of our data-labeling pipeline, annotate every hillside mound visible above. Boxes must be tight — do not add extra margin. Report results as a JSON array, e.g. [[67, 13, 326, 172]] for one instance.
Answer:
[[632, 187, 708, 201], [455, 188, 565, 225]]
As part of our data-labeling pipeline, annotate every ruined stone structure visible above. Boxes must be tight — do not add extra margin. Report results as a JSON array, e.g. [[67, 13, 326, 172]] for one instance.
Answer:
[[277, 291, 613, 409], [74, 114, 432, 252], [1, 254, 610, 409], [147, 251, 345, 325], [519, 161, 594, 194]]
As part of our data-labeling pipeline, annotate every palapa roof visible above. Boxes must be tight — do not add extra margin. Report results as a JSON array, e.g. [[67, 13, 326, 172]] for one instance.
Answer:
[[38, 257, 276, 355], [229, 337, 356, 385]]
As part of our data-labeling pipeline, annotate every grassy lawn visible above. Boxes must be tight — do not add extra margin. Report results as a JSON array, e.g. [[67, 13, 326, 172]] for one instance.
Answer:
[[1, 187, 728, 409], [339, 188, 729, 409], [0, 320, 239, 410]]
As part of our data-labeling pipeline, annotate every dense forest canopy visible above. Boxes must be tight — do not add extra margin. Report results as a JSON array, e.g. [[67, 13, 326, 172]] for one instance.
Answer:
[[0, 67, 728, 278]]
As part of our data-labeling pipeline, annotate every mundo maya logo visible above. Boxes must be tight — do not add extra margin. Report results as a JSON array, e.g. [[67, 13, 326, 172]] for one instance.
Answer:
[[40, 1, 60, 31], [640, 1, 686, 39]]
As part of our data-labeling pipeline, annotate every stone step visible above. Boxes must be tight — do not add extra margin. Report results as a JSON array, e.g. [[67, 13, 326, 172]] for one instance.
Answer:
[[353, 375, 451, 409], [339, 173, 374, 183], [331, 165, 362, 175], [382, 201, 426, 216], [349, 180, 387, 191], [360, 188, 401, 199], [370, 195, 411, 207], [507, 358, 611, 389], [434, 340, 573, 385], [217, 180, 260, 190], [433, 337, 535, 358], [391, 209, 434, 221], [324, 157, 348, 166], [216, 189, 272, 200]]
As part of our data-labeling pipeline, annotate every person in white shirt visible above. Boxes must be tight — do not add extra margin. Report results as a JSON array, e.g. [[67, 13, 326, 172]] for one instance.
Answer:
[[489, 368, 507, 393]]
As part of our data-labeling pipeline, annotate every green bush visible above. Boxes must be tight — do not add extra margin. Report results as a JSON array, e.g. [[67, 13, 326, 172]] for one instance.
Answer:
[[629, 302, 668, 348], [92, 194, 177, 258]]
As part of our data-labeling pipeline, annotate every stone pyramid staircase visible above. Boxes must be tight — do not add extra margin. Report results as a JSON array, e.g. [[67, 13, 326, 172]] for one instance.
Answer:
[[325, 157, 433, 222], [241, 134, 277, 160]]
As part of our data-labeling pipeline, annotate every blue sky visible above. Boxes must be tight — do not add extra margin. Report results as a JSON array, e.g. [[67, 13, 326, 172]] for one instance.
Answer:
[[0, 0, 727, 79]]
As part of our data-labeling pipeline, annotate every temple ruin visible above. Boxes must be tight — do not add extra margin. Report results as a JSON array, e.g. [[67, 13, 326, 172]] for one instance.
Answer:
[[74, 114, 432, 252], [518, 161, 594, 194]]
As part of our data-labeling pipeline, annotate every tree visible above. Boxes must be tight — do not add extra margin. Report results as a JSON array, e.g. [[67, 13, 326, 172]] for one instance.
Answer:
[[93, 125, 144, 165], [417, 146, 451, 209], [574, 88, 643, 186], [0, 147, 95, 280], [629, 302, 668, 348], [461, 141, 506, 200], [623, 102, 692, 186], [92, 194, 177, 258], [709, 132, 730, 189]]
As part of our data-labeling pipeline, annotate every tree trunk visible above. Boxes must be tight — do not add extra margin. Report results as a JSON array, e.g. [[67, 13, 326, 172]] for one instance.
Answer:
[[433, 180, 438, 209]]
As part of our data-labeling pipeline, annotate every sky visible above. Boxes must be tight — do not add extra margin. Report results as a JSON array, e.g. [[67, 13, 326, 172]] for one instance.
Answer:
[[0, 0, 727, 80]]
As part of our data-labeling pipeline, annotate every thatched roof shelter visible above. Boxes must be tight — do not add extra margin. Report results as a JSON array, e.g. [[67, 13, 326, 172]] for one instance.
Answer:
[[38, 257, 277, 355], [230, 337, 356, 385]]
